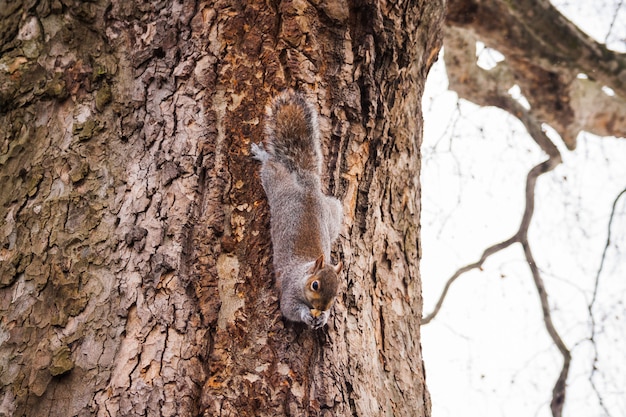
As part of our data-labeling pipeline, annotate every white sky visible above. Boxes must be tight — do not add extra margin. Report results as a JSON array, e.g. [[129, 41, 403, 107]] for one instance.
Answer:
[[420, 2, 626, 416]]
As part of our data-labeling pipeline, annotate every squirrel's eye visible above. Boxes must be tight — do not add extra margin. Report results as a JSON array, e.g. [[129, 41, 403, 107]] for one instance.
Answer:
[[311, 280, 319, 291]]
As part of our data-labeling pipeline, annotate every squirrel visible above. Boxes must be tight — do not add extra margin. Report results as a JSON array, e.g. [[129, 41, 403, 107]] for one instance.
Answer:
[[251, 90, 343, 329]]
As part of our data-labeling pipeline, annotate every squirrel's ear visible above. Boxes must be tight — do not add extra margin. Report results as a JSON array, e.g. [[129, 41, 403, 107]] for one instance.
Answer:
[[310, 254, 325, 273], [333, 261, 343, 274]]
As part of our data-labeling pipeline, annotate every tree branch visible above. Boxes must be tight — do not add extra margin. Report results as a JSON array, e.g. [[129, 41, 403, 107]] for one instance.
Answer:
[[448, 0, 626, 97], [521, 240, 570, 417], [429, 2, 625, 415], [445, 0, 626, 148]]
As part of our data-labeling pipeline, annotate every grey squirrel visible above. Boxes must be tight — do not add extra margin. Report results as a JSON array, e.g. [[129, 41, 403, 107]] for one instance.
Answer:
[[251, 90, 343, 329]]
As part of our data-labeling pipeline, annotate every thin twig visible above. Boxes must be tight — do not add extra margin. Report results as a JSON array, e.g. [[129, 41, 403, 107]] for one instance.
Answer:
[[421, 235, 517, 324], [586, 186, 626, 417], [604, 0, 624, 45], [590, 187, 626, 307]]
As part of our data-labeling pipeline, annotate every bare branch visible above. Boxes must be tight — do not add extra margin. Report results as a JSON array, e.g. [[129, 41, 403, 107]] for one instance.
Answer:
[[420, 158, 559, 322], [426, 20, 575, 413], [521, 239, 570, 417]]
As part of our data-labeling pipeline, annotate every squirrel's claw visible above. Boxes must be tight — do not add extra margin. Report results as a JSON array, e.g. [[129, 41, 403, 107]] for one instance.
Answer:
[[251, 142, 269, 162]]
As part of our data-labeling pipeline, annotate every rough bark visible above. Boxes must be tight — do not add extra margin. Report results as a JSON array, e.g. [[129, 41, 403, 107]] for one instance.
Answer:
[[0, 0, 443, 416], [445, 0, 626, 148]]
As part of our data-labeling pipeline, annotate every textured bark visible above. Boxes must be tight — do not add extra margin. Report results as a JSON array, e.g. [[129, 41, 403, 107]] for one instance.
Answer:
[[0, 0, 442, 416], [446, 0, 626, 148]]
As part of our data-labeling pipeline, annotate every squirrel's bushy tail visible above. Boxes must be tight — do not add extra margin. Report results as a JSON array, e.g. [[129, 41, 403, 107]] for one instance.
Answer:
[[264, 90, 322, 176]]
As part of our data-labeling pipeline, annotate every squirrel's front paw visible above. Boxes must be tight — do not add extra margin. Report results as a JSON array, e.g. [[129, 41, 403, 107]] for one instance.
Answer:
[[251, 142, 269, 162], [301, 308, 329, 329]]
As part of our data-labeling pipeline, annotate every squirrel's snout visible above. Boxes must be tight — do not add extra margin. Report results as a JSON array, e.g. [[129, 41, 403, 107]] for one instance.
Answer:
[[310, 309, 322, 318]]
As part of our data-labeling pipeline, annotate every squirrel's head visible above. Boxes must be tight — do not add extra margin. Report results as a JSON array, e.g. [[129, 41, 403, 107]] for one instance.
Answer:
[[304, 254, 342, 316]]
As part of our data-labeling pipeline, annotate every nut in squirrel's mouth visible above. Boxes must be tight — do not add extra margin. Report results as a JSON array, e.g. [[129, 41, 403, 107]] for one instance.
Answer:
[[310, 309, 322, 318]]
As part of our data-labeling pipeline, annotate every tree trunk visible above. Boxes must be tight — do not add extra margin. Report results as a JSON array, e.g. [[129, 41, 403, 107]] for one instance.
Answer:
[[0, 0, 442, 416]]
